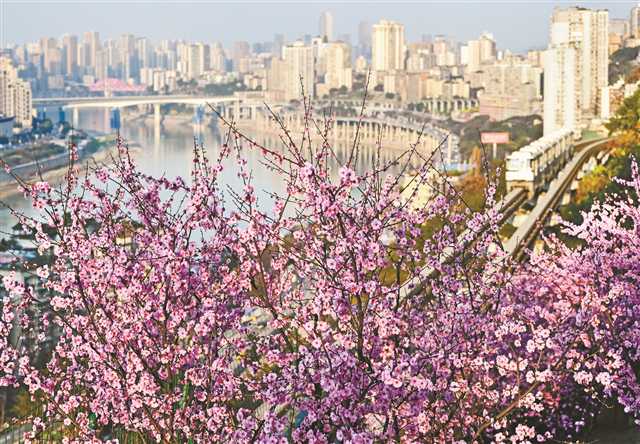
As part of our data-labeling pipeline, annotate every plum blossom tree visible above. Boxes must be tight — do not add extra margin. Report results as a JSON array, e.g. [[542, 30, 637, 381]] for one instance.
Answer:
[[0, 100, 638, 443]]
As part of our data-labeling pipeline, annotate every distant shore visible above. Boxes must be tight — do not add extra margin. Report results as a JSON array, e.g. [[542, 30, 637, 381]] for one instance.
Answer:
[[0, 142, 141, 199]]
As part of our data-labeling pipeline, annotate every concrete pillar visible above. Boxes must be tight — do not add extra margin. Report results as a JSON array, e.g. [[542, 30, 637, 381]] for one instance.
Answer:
[[103, 108, 110, 133], [234, 100, 241, 122], [72, 107, 79, 128], [154, 103, 162, 132]]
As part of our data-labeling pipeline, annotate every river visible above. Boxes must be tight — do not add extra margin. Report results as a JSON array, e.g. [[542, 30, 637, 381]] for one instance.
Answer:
[[0, 108, 430, 235]]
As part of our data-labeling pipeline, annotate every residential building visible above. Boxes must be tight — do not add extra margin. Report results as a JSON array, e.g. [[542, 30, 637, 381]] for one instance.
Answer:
[[317, 41, 352, 96], [544, 6, 609, 135], [62, 34, 78, 78], [0, 58, 32, 128], [282, 41, 315, 101], [319, 11, 334, 42], [371, 20, 405, 72], [632, 5, 640, 39], [464, 32, 496, 73]]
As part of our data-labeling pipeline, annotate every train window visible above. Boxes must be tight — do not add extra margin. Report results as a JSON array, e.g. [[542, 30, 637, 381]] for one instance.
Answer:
[[506, 158, 525, 171]]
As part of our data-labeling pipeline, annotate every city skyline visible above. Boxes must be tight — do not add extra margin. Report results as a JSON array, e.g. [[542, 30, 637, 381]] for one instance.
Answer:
[[4, 1, 636, 53]]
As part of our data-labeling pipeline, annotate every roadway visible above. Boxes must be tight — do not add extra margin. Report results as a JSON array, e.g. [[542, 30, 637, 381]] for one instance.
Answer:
[[32, 95, 243, 109]]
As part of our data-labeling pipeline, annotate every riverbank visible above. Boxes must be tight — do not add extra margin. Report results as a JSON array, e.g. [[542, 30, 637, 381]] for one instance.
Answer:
[[0, 140, 141, 199]]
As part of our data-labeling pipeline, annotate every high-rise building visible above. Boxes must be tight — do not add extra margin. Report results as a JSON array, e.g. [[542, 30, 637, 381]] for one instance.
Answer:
[[136, 37, 154, 69], [210, 42, 226, 72], [62, 34, 78, 78], [0, 58, 32, 128], [544, 45, 577, 134], [465, 33, 496, 72], [82, 31, 100, 73], [371, 20, 405, 72], [544, 6, 609, 135], [466, 40, 481, 72], [95, 49, 108, 80], [319, 11, 334, 42], [319, 41, 352, 95], [187, 44, 202, 80], [479, 33, 497, 63], [120, 34, 137, 81], [40, 38, 62, 75], [282, 41, 315, 101], [610, 18, 630, 38], [232, 41, 250, 72], [631, 5, 640, 39]]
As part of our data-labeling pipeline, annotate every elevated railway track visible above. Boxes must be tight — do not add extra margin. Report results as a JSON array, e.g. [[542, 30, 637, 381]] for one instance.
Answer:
[[504, 137, 612, 261]]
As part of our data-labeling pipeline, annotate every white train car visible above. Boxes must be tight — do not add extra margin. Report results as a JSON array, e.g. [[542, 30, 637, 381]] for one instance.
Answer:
[[505, 127, 576, 198]]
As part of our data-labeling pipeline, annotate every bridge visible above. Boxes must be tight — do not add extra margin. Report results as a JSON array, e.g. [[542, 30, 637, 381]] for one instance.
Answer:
[[32, 94, 245, 109], [32, 95, 266, 129], [504, 137, 611, 260], [244, 109, 460, 164], [422, 97, 479, 114], [400, 133, 611, 299]]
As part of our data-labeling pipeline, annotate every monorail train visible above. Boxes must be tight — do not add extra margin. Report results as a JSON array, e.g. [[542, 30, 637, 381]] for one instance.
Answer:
[[505, 127, 575, 197]]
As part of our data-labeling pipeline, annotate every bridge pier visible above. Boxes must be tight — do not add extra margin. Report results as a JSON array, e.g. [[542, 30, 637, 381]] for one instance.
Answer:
[[72, 107, 79, 129], [103, 108, 110, 133], [154, 104, 162, 132]]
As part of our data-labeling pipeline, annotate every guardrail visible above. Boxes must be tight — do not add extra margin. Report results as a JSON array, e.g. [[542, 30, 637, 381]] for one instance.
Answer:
[[504, 137, 612, 261], [401, 187, 527, 298]]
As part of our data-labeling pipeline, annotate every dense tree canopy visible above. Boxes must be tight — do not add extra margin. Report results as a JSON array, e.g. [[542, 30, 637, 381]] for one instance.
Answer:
[[0, 103, 638, 442]]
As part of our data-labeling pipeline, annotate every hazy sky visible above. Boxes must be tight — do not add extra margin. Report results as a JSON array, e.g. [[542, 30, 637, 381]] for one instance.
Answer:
[[3, 1, 637, 53]]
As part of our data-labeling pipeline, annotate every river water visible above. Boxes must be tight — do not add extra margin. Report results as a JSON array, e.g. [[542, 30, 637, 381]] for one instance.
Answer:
[[0, 108, 429, 235]]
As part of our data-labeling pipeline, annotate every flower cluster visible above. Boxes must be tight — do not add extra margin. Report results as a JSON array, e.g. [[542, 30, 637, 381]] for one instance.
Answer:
[[0, 118, 638, 443]]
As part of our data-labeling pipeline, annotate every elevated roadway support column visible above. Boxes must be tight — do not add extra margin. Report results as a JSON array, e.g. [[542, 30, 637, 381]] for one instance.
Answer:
[[154, 104, 162, 129], [72, 107, 79, 129], [103, 108, 110, 133], [154, 104, 161, 149]]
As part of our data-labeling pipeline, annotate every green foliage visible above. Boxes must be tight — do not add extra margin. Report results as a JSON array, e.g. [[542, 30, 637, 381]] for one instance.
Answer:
[[563, 144, 640, 225], [450, 114, 543, 161], [203, 82, 247, 96], [0, 143, 66, 167], [608, 46, 640, 85], [562, 89, 640, 225], [606, 89, 640, 136]]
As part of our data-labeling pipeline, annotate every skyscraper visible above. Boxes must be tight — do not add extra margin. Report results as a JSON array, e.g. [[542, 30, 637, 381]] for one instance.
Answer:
[[232, 41, 250, 72], [0, 57, 32, 128], [465, 33, 496, 72], [282, 41, 315, 101], [324, 41, 352, 91], [62, 34, 78, 78], [479, 33, 497, 63], [371, 20, 405, 72], [82, 31, 100, 73], [319, 11, 334, 42], [120, 34, 137, 81], [187, 44, 202, 80], [41, 37, 62, 75], [544, 6, 609, 135], [544, 45, 577, 134], [631, 5, 640, 39], [136, 37, 154, 69], [210, 42, 226, 72]]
